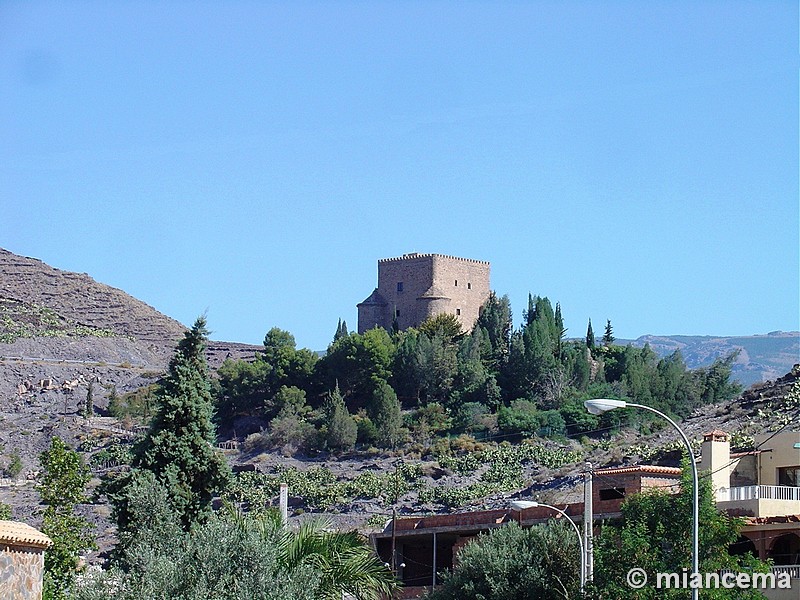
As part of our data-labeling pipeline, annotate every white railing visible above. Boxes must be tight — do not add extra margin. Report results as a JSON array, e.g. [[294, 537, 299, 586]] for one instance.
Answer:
[[717, 485, 800, 502], [772, 565, 800, 579]]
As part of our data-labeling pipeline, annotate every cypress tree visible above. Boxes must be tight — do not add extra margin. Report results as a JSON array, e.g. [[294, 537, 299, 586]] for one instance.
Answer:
[[325, 384, 357, 452], [333, 318, 349, 344], [368, 379, 402, 448], [132, 316, 230, 528], [83, 381, 94, 417], [554, 302, 565, 359], [602, 319, 615, 346], [586, 318, 595, 349]]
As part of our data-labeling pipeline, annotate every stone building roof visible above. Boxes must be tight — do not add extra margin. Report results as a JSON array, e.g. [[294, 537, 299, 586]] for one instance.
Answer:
[[357, 289, 387, 306], [0, 520, 52, 549]]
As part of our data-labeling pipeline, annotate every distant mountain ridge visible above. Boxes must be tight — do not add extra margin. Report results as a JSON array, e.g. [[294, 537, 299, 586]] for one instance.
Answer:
[[621, 332, 799, 388]]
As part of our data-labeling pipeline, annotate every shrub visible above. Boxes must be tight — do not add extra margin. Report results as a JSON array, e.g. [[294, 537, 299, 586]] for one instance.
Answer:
[[5, 451, 22, 478]]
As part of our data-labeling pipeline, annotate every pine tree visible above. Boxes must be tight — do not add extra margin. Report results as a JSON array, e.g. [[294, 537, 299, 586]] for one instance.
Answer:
[[586, 318, 595, 349], [602, 319, 615, 346], [131, 316, 230, 528], [325, 384, 357, 452]]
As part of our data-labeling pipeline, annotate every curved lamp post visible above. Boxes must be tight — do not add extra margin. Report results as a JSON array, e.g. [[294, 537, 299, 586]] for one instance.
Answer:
[[584, 398, 699, 600], [510, 500, 585, 594]]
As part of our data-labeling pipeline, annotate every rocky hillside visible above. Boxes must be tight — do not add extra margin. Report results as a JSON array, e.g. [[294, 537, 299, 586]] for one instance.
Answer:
[[0, 248, 260, 487], [0, 248, 187, 345]]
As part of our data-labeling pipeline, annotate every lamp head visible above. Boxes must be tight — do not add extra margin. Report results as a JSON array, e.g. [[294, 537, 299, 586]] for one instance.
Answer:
[[584, 398, 628, 415]]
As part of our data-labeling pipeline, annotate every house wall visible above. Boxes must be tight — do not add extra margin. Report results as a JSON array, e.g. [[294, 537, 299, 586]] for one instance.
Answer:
[[720, 498, 800, 519], [731, 455, 757, 487], [0, 543, 45, 600], [756, 432, 800, 486]]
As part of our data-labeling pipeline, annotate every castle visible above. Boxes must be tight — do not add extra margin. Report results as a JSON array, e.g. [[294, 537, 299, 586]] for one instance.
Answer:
[[357, 253, 491, 334]]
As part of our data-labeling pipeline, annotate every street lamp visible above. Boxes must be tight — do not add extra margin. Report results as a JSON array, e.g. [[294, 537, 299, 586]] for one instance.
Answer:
[[584, 398, 699, 600], [510, 500, 586, 594]]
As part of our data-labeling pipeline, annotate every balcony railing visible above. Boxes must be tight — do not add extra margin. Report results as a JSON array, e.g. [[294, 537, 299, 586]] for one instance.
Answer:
[[771, 565, 800, 579], [716, 485, 800, 502]]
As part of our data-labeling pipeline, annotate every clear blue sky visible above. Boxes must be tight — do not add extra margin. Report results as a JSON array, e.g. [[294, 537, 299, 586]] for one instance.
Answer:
[[2, 1, 798, 350]]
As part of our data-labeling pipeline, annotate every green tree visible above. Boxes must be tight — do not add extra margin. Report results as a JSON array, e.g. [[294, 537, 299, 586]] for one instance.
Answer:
[[367, 379, 402, 448], [0, 502, 10, 520], [426, 520, 581, 600], [38, 437, 96, 599], [554, 302, 566, 359], [216, 327, 317, 425], [591, 458, 770, 599], [324, 384, 357, 452], [83, 382, 93, 418], [268, 386, 316, 453], [125, 316, 230, 529], [602, 319, 615, 346], [417, 330, 459, 405], [73, 495, 318, 600], [316, 329, 395, 407], [586, 318, 595, 349], [419, 313, 464, 344], [392, 327, 425, 404], [5, 450, 23, 479], [474, 292, 512, 374], [332, 318, 349, 344], [695, 352, 743, 406], [451, 328, 495, 408]]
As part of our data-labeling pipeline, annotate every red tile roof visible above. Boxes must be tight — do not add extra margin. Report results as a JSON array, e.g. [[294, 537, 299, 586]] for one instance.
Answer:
[[595, 465, 682, 476]]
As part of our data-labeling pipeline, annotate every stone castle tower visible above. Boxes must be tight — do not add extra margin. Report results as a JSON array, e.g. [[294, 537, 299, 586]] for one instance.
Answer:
[[357, 253, 491, 334]]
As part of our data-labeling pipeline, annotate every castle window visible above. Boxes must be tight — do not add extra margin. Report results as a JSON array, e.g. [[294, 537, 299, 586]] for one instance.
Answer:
[[454, 280, 458, 286], [467, 282, 472, 289], [395, 309, 401, 318], [397, 282, 403, 292], [456, 308, 461, 316]]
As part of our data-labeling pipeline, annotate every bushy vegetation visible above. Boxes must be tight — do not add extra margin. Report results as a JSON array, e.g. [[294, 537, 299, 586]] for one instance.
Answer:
[[224, 463, 424, 512], [213, 293, 741, 455], [73, 476, 397, 600], [425, 520, 581, 600]]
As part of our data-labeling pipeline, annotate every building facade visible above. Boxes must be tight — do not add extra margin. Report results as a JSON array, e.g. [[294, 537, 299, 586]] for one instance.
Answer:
[[357, 253, 490, 335]]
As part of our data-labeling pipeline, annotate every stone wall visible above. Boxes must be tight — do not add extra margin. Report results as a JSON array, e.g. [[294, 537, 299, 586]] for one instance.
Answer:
[[0, 543, 45, 600]]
